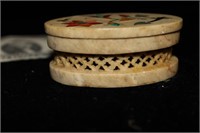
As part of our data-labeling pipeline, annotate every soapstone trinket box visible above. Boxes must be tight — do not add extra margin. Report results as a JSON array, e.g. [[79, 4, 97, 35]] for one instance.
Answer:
[[44, 13, 183, 88]]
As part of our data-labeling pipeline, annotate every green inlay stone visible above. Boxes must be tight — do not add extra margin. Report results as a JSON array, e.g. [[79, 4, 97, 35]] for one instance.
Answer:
[[110, 23, 120, 26]]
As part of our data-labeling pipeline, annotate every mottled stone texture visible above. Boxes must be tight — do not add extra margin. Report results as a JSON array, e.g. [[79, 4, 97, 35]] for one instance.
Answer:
[[45, 13, 182, 87]]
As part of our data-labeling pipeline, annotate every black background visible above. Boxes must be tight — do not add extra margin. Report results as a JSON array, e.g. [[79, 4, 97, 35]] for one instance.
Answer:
[[2, 1, 199, 132]]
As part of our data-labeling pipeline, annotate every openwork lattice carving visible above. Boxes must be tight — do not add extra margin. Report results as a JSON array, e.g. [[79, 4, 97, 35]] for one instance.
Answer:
[[52, 48, 172, 72]]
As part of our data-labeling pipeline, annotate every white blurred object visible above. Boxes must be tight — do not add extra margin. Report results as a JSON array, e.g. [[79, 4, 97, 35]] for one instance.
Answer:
[[0, 35, 53, 62]]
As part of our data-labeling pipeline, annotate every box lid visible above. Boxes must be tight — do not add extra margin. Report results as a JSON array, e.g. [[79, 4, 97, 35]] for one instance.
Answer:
[[45, 13, 182, 39]]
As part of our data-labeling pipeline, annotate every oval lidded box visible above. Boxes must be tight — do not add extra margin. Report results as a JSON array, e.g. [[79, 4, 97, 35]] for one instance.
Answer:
[[44, 13, 183, 88]]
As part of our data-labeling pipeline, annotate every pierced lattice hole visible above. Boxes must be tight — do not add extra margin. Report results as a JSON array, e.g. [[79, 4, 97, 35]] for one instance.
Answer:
[[78, 61, 83, 66], [153, 61, 157, 65], [157, 56, 161, 60], [141, 54, 145, 59], [99, 66, 105, 70], [114, 66, 120, 70], [112, 57, 119, 61], [136, 59, 141, 64], [128, 56, 133, 61], [142, 62, 147, 67], [152, 54, 155, 58], [85, 66, 91, 70], [92, 61, 98, 66], [73, 64, 77, 69], [104, 62, 111, 67], [69, 60, 72, 64], [121, 60, 127, 65], [85, 57, 90, 62], [128, 64, 134, 68], [146, 58, 151, 62], [73, 56, 77, 60], [98, 57, 105, 61]]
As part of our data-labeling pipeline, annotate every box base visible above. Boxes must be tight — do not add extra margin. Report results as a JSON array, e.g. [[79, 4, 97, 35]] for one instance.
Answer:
[[49, 56, 178, 88]]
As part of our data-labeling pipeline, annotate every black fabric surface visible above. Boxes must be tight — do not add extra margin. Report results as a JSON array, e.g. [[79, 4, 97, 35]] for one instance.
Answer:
[[2, 1, 199, 132]]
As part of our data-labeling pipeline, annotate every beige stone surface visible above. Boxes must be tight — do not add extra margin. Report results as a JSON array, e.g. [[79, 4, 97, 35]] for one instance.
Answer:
[[49, 56, 178, 88], [47, 32, 179, 54], [44, 13, 182, 39], [45, 13, 182, 87]]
